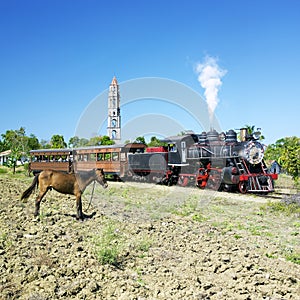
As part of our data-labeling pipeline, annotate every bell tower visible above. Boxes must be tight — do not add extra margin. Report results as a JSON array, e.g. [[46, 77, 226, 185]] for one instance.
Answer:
[[107, 76, 121, 142]]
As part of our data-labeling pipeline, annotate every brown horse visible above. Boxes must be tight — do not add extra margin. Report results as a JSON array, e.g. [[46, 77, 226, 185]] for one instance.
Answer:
[[21, 168, 108, 220]]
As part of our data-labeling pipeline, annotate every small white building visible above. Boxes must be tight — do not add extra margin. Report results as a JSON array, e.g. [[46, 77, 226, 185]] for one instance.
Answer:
[[0, 150, 11, 165]]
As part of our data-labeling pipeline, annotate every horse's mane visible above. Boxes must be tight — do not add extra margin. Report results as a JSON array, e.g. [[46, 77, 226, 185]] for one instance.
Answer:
[[75, 169, 96, 180]]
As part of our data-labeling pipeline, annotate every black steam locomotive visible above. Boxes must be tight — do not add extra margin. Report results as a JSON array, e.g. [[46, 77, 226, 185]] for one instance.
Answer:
[[127, 128, 277, 193]]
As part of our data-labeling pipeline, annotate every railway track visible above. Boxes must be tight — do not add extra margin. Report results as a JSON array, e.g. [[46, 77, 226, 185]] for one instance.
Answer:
[[258, 187, 298, 200]]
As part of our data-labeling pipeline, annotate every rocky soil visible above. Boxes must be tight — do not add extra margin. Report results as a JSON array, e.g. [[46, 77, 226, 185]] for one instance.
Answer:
[[0, 173, 299, 299]]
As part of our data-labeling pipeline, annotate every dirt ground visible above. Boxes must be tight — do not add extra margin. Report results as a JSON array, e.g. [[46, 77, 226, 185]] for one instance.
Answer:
[[0, 172, 299, 299]]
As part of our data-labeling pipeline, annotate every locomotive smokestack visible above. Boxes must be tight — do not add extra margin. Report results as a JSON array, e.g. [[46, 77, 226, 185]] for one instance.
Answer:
[[195, 56, 227, 125], [240, 128, 248, 142]]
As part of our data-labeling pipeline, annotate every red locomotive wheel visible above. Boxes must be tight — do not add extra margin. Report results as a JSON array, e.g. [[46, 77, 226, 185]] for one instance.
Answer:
[[196, 180, 206, 189], [206, 177, 221, 191], [177, 176, 189, 187], [238, 181, 248, 194]]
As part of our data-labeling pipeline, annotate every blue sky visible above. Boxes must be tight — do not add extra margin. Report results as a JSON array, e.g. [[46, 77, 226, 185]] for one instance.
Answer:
[[0, 0, 299, 145]]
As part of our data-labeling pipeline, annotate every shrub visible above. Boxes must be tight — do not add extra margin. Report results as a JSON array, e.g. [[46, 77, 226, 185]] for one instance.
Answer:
[[93, 221, 124, 266]]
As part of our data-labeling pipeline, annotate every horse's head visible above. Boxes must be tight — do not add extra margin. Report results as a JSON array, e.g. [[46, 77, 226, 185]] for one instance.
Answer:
[[94, 168, 108, 188]]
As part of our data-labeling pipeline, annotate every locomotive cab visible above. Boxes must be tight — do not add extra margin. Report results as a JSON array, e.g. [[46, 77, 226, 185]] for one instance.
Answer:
[[161, 134, 199, 166]]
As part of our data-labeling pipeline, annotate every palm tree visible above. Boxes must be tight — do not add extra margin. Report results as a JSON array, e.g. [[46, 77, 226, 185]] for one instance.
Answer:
[[244, 125, 265, 141]]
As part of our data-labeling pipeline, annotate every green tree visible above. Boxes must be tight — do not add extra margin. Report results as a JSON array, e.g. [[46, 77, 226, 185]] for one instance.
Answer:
[[100, 135, 115, 145], [134, 136, 146, 144], [1, 127, 29, 173], [27, 134, 40, 150], [0, 139, 5, 152], [40, 139, 51, 149], [68, 136, 80, 148], [69, 135, 114, 147], [278, 137, 299, 181], [243, 124, 265, 140], [148, 136, 166, 147], [244, 125, 255, 135], [50, 135, 67, 149], [88, 136, 103, 146], [265, 136, 300, 182], [68, 136, 89, 148], [80, 138, 89, 147], [264, 139, 284, 161]]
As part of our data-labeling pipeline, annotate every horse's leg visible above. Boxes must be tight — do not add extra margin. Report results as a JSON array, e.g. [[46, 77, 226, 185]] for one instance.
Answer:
[[34, 188, 48, 217], [76, 194, 84, 220]]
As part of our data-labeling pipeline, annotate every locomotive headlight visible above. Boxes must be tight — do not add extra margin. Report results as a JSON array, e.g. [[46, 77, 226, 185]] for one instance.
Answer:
[[244, 141, 264, 165]]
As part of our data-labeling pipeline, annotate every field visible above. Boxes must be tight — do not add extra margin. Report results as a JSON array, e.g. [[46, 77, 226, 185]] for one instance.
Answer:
[[0, 168, 299, 299]]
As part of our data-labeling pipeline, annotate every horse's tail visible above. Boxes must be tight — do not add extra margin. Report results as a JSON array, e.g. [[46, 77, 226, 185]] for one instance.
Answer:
[[21, 175, 39, 200]]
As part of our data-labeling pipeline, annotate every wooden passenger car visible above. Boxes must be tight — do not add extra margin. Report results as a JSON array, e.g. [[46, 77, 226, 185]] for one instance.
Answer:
[[73, 143, 146, 179], [29, 149, 73, 174], [29, 143, 147, 179]]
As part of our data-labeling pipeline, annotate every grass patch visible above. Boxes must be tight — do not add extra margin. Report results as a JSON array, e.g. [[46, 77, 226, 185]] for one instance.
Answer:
[[285, 252, 300, 265], [93, 221, 124, 266], [0, 167, 8, 174], [234, 234, 243, 239], [192, 213, 209, 222], [0, 232, 12, 249], [248, 224, 266, 236], [265, 252, 277, 259], [171, 196, 199, 217], [260, 198, 300, 216], [0, 165, 29, 177], [136, 237, 152, 252], [293, 221, 300, 228], [135, 236, 152, 258], [212, 220, 235, 233], [210, 204, 225, 213]]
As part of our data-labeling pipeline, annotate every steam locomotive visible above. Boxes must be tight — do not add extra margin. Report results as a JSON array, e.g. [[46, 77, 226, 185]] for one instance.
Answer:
[[126, 128, 277, 193], [29, 128, 278, 194]]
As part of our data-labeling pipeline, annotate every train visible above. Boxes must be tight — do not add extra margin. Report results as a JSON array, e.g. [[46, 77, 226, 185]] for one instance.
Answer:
[[29, 128, 278, 194]]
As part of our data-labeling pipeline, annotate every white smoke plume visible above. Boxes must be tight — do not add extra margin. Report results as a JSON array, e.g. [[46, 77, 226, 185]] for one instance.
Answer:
[[195, 56, 227, 124]]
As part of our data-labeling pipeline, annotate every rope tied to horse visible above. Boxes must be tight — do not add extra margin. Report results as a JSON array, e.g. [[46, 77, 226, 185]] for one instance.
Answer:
[[87, 180, 96, 211]]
